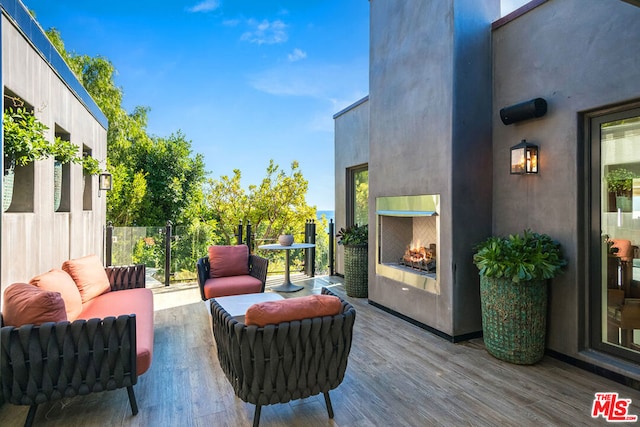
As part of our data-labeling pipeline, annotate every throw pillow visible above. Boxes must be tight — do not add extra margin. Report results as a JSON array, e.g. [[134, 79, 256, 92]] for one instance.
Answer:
[[245, 294, 342, 327], [2, 282, 67, 327], [208, 245, 249, 279], [62, 254, 111, 304], [30, 269, 83, 321]]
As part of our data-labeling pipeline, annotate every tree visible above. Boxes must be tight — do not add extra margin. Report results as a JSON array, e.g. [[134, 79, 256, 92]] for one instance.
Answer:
[[134, 131, 206, 226], [204, 169, 248, 244], [46, 28, 206, 226], [205, 160, 316, 245], [204, 160, 317, 272]]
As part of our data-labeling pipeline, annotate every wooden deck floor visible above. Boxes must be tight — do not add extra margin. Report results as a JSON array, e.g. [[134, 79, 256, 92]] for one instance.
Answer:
[[2, 274, 640, 426]]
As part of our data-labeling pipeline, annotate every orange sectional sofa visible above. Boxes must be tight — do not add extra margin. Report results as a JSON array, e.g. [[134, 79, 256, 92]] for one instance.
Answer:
[[0, 255, 153, 427]]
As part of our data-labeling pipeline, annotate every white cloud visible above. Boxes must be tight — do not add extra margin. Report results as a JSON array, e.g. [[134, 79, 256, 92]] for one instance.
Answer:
[[287, 48, 307, 62], [240, 19, 288, 45], [223, 18, 241, 27], [248, 60, 368, 105], [187, 0, 220, 13]]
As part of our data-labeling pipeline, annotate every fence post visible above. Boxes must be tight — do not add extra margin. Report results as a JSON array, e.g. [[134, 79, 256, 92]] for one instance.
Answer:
[[164, 220, 172, 287], [329, 219, 335, 276], [105, 221, 113, 267], [309, 220, 316, 277], [236, 221, 243, 245], [246, 221, 252, 253], [304, 220, 310, 275], [304, 219, 316, 277]]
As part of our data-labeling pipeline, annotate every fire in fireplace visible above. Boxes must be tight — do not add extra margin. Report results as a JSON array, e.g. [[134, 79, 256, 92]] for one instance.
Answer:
[[400, 241, 436, 273], [376, 194, 440, 293]]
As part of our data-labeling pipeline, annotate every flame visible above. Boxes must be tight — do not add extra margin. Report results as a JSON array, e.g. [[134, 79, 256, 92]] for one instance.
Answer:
[[404, 240, 434, 263]]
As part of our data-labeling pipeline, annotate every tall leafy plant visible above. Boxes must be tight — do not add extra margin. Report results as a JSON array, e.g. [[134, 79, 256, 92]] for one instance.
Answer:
[[337, 224, 368, 246], [3, 108, 50, 167], [82, 154, 101, 175], [473, 230, 566, 283], [50, 136, 80, 165]]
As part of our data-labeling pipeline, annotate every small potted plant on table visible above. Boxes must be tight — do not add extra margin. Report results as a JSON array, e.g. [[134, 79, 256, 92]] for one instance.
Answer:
[[473, 230, 566, 364], [278, 228, 295, 246], [337, 223, 368, 298]]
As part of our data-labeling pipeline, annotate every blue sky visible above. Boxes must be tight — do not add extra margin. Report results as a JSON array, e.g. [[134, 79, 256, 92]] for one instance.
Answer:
[[29, 0, 527, 210]]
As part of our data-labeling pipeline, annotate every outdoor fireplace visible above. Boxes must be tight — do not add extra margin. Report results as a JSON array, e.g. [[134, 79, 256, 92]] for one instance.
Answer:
[[376, 195, 440, 294]]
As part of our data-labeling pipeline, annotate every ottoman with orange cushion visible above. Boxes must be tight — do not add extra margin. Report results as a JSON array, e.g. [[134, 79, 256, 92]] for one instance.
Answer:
[[0, 255, 152, 427]]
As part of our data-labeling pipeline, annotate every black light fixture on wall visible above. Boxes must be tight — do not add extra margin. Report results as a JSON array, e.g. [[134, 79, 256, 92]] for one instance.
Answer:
[[99, 172, 113, 191], [510, 139, 538, 174]]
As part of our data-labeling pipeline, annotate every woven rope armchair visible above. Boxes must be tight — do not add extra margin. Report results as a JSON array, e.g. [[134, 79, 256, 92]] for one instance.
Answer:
[[210, 287, 356, 427], [197, 253, 269, 300]]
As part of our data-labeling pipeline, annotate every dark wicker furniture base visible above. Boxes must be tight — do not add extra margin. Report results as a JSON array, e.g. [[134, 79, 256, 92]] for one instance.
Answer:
[[211, 287, 356, 426]]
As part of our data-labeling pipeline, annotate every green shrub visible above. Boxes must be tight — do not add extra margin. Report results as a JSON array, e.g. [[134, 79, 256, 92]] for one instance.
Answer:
[[473, 230, 567, 283]]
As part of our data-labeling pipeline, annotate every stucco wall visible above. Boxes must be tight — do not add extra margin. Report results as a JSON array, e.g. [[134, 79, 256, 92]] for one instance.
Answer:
[[492, 0, 640, 366], [1, 13, 107, 289], [334, 97, 369, 275], [368, 0, 497, 337]]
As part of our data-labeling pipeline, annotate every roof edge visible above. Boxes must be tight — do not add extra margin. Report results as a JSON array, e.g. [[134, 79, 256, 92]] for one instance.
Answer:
[[333, 95, 369, 120], [0, 0, 108, 129]]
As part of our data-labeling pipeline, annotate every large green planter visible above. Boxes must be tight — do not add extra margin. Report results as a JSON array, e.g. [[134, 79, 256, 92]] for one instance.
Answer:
[[344, 244, 368, 298], [54, 161, 62, 211], [479, 276, 548, 364]]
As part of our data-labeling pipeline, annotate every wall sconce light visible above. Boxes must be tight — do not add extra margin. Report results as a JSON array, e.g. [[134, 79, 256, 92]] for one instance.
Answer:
[[510, 139, 538, 174], [99, 172, 113, 191]]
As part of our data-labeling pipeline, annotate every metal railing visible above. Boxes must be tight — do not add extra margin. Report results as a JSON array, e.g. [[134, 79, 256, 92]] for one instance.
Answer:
[[104, 219, 336, 286]]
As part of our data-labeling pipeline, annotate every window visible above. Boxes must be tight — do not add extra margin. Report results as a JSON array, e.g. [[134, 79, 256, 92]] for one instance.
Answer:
[[347, 165, 368, 226], [590, 106, 640, 361]]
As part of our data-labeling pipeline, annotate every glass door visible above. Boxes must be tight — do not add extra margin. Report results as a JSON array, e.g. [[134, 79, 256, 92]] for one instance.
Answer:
[[594, 108, 640, 358]]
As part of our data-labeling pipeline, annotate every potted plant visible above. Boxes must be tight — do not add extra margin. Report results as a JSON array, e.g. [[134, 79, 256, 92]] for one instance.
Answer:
[[50, 136, 80, 211], [2, 107, 50, 211], [337, 223, 369, 297], [605, 168, 637, 212], [473, 230, 567, 364], [82, 153, 101, 176]]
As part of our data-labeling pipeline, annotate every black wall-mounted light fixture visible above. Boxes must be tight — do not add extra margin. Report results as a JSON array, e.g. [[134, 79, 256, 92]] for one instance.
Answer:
[[500, 98, 547, 125], [510, 140, 538, 174], [99, 172, 113, 191]]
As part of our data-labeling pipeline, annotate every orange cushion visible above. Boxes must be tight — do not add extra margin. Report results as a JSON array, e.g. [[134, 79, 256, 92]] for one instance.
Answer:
[[245, 294, 342, 327], [79, 288, 154, 376], [30, 269, 83, 321], [208, 245, 249, 279], [203, 275, 263, 299], [62, 254, 111, 304], [2, 282, 68, 327]]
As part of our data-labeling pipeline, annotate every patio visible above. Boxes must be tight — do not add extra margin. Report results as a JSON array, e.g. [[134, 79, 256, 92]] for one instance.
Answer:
[[1, 273, 639, 426]]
